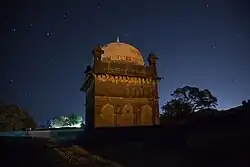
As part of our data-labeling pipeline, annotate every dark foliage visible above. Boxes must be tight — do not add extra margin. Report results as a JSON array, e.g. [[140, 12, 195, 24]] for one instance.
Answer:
[[0, 104, 37, 131], [160, 97, 250, 166], [161, 86, 218, 117]]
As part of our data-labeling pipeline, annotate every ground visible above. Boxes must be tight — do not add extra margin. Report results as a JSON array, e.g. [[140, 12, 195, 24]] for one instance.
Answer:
[[1, 136, 250, 167], [1, 137, 70, 167], [0, 137, 190, 167], [1, 137, 141, 167], [0, 137, 105, 167]]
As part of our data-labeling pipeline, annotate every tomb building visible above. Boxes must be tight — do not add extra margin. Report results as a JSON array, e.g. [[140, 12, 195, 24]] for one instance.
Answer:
[[80, 38, 162, 130]]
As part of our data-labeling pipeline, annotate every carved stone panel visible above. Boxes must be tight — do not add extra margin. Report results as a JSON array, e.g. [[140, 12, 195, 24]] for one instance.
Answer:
[[131, 87, 136, 97], [141, 105, 153, 125], [125, 87, 130, 97], [134, 108, 141, 125], [135, 87, 140, 97], [95, 80, 126, 97], [100, 104, 115, 127], [117, 104, 134, 127], [95, 105, 102, 114]]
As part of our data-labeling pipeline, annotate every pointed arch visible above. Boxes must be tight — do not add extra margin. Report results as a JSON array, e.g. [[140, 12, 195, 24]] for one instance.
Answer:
[[101, 104, 115, 127], [117, 104, 134, 127], [141, 105, 153, 125], [122, 104, 133, 114]]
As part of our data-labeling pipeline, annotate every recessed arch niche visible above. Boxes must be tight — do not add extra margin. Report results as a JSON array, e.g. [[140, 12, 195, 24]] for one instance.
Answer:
[[101, 103, 115, 127], [117, 104, 134, 127], [141, 105, 153, 125]]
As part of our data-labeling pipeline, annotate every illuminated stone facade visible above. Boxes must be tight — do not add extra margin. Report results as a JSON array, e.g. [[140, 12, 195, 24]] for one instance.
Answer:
[[81, 40, 161, 129]]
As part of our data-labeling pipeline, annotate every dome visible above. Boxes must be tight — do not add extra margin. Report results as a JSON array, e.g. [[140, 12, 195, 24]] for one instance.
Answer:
[[100, 41, 145, 66]]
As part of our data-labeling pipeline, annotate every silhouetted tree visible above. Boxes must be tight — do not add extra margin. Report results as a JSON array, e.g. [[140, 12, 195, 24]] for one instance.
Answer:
[[242, 100, 247, 106], [242, 100, 250, 110], [0, 104, 37, 131], [22, 112, 37, 129], [161, 86, 218, 118], [161, 99, 192, 117]]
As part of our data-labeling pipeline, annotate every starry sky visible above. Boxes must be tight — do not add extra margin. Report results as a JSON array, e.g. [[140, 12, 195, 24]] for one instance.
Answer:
[[1, 0, 249, 125]]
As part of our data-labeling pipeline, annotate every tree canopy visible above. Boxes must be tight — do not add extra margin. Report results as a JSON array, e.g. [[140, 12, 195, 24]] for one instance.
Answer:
[[161, 86, 218, 117], [49, 114, 84, 128], [0, 104, 37, 131]]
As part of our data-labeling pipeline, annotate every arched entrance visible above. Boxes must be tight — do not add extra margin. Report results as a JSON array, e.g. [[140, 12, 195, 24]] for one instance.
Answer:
[[117, 104, 134, 127], [101, 104, 115, 127], [141, 105, 153, 125]]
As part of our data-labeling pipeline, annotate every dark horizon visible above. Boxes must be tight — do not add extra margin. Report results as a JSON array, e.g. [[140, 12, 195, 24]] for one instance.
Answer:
[[1, 0, 250, 125]]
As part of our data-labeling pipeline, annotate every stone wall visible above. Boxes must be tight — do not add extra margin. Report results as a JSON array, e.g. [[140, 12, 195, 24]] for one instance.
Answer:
[[95, 78, 153, 98], [94, 96, 156, 128], [93, 60, 156, 78], [92, 71, 160, 128], [82, 58, 161, 129]]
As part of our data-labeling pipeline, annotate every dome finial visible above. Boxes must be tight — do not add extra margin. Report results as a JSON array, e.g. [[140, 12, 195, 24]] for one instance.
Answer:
[[116, 36, 120, 43]]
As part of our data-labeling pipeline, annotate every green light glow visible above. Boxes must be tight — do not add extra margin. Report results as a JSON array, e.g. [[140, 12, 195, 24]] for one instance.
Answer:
[[49, 115, 84, 128]]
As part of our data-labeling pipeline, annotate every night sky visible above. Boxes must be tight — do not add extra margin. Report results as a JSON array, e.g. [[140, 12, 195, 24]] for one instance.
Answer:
[[1, 0, 249, 125]]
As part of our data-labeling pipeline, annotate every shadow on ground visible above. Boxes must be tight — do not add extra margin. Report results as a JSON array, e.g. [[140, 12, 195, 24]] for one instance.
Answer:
[[75, 126, 250, 167], [0, 137, 70, 167], [1, 123, 250, 167]]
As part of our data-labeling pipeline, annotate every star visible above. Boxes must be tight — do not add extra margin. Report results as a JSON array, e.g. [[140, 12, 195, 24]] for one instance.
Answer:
[[46, 32, 51, 36], [29, 24, 33, 27], [8, 79, 13, 83], [63, 12, 68, 19], [12, 28, 16, 32], [205, 4, 209, 8], [212, 44, 217, 49]]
